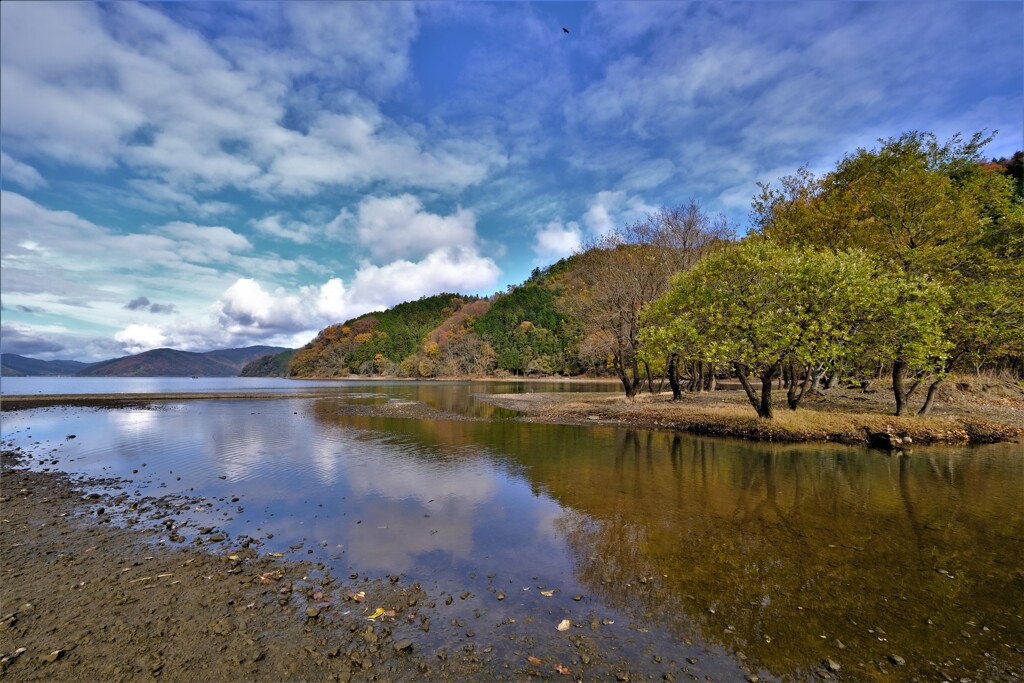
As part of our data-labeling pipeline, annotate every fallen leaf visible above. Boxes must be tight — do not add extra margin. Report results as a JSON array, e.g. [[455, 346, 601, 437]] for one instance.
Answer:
[[554, 663, 570, 675], [347, 591, 366, 602], [270, 552, 284, 558], [367, 607, 386, 620], [528, 656, 542, 665], [313, 591, 324, 600], [540, 590, 555, 597], [557, 619, 571, 631]]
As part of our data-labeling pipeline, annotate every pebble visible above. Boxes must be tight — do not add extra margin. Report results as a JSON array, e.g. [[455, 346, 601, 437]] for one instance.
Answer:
[[888, 654, 906, 666], [825, 658, 841, 672], [41, 650, 65, 663], [305, 608, 320, 618], [393, 639, 413, 653]]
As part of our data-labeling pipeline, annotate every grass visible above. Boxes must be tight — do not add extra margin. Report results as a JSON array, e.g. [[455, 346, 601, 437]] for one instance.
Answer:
[[500, 379, 1024, 446]]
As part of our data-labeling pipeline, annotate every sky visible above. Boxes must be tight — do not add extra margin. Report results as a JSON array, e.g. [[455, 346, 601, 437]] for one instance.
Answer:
[[1, 1, 1021, 362]]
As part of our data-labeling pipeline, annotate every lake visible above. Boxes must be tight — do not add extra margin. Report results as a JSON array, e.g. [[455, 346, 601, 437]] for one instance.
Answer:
[[2, 378, 1022, 681]]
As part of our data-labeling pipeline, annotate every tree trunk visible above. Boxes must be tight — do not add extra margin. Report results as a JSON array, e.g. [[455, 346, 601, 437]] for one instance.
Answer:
[[643, 360, 655, 394], [808, 363, 824, 394], [917, 377, 943, 416], [786, 358, 813, 410], [893, 359, 908, 416], [668, 353, 682, 401], [616, 365, 638, 397], [704, 363, 716, 392], [734, 361, 777, 419], [734, 363, 765, 417], [759, 363, 778, 418]]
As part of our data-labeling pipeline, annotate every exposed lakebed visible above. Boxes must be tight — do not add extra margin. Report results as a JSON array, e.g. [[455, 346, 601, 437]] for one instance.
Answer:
[[2, 379, 1023, 681]]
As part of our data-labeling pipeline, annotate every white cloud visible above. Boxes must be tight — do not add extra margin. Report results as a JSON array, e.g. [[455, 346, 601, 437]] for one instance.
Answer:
[[114, 324, 167, 354], [0, 152, 47, 190], [251, 209, 354, 245], [582, 190, 657, 237], [349, 246, 500, 305], [532, 220, 582, 261], [0, 1, 506, 204], [356, 194, 477, 260]]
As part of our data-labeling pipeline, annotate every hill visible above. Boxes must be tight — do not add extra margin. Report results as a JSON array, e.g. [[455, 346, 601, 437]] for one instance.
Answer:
[[0, 354, 95, 377], [240, 349, 295, 377], [471, 258, 581, 375], [77, 346, 289, 377], [269, 258, 584, 379], [289, 293, 478, 377]]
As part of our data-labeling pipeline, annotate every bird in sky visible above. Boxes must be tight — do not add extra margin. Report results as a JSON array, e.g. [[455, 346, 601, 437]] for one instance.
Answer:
[[563, 27, 569, 34]]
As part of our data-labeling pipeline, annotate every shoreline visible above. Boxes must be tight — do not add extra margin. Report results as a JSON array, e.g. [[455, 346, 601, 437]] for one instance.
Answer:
[[0, 451, 440, 681]]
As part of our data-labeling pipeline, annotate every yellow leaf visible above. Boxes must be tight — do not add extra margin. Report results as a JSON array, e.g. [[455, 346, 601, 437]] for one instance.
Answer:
[[367, 607, 385, 620]]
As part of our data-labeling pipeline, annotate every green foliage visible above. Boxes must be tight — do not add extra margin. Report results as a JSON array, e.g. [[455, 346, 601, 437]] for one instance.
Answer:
[[473, 278, 580, 375], [752, 130, 1024, 400], [289, 293, 478, 377], [642, 239, 950, 417], [240, 350, 295, 377]]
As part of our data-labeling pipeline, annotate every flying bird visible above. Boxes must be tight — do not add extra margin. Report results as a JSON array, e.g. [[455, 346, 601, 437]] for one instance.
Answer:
[[563, 27, 569, 34]]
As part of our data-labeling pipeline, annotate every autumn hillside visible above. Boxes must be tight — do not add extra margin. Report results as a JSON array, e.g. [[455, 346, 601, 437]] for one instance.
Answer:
[[254, 256, 584, 379]]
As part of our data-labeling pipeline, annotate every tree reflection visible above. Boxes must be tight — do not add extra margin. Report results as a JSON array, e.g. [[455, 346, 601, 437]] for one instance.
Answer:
[[311, 400, 1024, 680]]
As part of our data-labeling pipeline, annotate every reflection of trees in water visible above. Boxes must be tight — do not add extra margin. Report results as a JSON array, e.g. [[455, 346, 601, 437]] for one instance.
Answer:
[[546, 433, 1024, 681], [306, 397, 1023, 680]]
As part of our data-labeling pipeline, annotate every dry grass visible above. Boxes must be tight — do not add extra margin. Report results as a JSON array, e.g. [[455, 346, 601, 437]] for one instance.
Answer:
[[487, 376, 1024, 445]]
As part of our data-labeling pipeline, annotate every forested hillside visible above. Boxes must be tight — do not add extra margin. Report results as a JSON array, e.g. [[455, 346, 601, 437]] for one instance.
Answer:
[[281, 262, 582, 379], [472, 258, 581, 376], [239, 349, 295, 377], [289, 293, 480, 377]]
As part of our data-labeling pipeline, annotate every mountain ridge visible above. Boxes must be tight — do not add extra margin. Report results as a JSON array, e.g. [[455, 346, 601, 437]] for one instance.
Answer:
[[2, 346, 290, 378]]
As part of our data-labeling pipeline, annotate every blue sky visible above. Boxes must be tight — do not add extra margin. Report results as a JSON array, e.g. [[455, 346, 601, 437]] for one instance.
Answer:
[[1, 1, 1020, 361]]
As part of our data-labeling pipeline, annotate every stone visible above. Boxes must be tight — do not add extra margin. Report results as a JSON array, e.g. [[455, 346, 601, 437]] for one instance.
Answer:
[[41, 650, 65, 664], [868, 432, 901, 449], [393, 640, 414, 653], [825, 658, 841, 672], [888, 654, 906, 666]]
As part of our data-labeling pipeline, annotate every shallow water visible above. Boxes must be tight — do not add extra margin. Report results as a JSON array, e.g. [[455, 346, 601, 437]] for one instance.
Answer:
[[3, 380, 1022, 681]]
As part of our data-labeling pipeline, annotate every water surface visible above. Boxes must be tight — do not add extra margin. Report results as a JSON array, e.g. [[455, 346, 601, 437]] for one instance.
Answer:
[[3, 380, 1021, 681]]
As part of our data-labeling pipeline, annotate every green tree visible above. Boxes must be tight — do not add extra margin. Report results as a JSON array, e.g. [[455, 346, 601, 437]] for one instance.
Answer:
[[642, 240, 948, 418], [754, 131, 1023, 413]]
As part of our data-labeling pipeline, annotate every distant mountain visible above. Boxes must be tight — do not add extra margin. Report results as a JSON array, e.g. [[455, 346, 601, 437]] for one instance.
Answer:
[[1, 354, 95, 377], [76, 346, 290, 377]]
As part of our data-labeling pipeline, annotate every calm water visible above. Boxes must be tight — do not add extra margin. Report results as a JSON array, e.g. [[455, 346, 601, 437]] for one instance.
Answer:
[[3, 379, 1022, 681]]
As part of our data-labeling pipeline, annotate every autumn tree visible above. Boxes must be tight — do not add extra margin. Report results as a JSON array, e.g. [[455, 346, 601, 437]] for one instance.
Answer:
[[565, 202, 731, 397]]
